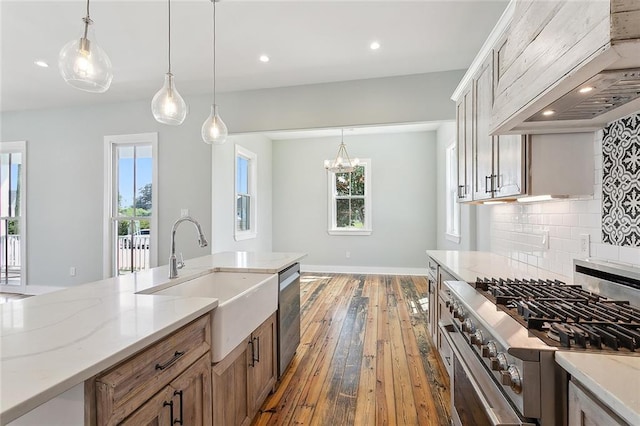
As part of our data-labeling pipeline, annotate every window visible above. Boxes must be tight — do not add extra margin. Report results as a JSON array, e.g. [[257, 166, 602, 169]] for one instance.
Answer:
[[328, 160, 372, 235], [235, 145, 257, 241], [104, 133, 158, 277], [446, 142, 461, 243], [1, 141, 26, 290]]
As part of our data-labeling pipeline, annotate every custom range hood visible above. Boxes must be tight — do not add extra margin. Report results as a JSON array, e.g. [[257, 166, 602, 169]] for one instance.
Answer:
[[491, 0, 640, 135]]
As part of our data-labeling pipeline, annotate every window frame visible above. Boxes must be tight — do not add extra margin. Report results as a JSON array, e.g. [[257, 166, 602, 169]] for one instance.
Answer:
[[0, 140, 27, 292], [234, 144, 257, 241], [327, 158, 372, 236], [103, 133, 158, 278], [445, 141, 461, 243]]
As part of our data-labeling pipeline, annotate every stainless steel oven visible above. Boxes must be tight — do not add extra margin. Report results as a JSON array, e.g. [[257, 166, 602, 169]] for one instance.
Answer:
[[440, 322, 536, 426], [277, 263, 301, 378], [440, 280, 559, 426]]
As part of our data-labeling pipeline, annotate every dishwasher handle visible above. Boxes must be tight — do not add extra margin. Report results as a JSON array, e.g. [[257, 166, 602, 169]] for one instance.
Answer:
[[280, 271, 300, 291]]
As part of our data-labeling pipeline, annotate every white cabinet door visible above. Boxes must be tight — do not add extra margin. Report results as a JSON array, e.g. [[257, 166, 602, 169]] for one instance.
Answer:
[[495, 134, 525, 198], [473, 56, 494, 200], [456, 87, 473, 202]]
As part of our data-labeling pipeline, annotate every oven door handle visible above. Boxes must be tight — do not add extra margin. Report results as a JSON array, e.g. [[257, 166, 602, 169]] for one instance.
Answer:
[[439, 323, 533, 426]]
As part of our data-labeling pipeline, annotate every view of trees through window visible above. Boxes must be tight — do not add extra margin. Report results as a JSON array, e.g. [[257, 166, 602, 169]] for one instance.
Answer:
[[335, 165, 366, 228]]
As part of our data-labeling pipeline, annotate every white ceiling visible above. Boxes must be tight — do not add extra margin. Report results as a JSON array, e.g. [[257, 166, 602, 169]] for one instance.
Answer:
[[262, 121, 443, 140], [0, 0, 508, 113]]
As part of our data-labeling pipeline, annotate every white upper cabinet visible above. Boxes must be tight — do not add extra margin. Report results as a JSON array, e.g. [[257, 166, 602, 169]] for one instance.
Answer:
[[473, 55, 496, 201]]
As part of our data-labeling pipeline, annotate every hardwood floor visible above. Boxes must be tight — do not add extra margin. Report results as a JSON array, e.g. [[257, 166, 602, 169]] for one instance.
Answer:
[[253, 273, 451, 426]]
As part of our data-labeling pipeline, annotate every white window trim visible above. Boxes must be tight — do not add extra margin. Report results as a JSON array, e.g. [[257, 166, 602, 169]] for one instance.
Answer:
[[445, 141, 461, 244], [234, 144, 257, 241], [0, 140, 27, 293], [103, 133, 158, 278], [327, 158, 372, 236]]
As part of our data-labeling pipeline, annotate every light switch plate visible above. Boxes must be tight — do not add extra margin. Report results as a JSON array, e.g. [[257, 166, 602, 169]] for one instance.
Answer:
[[579, 234, 590, 257]]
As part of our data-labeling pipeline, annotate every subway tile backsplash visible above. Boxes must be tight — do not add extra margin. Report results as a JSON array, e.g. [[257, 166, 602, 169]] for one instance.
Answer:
[[489, 115, 640, 279]]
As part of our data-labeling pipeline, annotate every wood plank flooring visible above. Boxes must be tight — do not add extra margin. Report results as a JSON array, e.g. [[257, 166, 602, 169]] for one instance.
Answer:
[[253, 273, 451, 426]]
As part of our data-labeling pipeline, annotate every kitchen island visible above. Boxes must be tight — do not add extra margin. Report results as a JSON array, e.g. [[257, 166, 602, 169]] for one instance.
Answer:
[[0, 251, 305, 425]]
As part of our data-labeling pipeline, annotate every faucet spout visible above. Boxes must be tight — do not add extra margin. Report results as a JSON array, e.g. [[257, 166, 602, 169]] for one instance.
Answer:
[[169, 216, 209, 279]]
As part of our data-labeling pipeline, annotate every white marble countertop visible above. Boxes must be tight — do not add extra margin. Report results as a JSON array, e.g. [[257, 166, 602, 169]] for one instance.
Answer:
[[556, 352, 640, 425], [426, 250, 570, 282], [0, 251, 305, 424]]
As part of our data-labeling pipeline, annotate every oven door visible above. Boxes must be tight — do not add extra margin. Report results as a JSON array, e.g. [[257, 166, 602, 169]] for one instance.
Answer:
[[439, 323, 536, 426]]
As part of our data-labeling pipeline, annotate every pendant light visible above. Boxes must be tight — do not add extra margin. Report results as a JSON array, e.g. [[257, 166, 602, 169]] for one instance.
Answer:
[[324, 129, 359, 173], [151, 0, 187, 125], [58, 0, 113, 93], [201, 0, 228, 145]]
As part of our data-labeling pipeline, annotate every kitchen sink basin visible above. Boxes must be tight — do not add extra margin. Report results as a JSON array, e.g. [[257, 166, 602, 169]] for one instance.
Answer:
[[151, 272, 278, 362]]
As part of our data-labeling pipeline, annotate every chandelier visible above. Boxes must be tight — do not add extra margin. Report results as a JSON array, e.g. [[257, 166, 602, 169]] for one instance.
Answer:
[[324, 129, 359, 173]]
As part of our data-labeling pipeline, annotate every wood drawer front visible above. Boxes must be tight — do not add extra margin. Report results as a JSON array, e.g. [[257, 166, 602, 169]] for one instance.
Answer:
[[95, 314, 211, 425]]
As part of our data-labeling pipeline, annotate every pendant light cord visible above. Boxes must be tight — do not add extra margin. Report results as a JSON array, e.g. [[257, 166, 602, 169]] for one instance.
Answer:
[[212, 0, 216, 105], [168, 0, 172, 74], [83, 0, 91, 38]]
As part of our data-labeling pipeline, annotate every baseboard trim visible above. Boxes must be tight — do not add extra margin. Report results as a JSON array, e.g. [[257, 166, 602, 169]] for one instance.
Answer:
[[300, 264, 427, 276]]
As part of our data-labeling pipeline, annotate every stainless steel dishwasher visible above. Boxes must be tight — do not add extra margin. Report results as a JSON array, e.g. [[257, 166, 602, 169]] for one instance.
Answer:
[[277, 263, 300, 378]]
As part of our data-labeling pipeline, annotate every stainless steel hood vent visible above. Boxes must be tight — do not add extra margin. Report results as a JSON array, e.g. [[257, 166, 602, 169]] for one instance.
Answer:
[[526, 69, 640, 122]]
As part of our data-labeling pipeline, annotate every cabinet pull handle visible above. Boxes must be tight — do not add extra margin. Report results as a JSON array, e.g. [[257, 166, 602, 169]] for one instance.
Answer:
[[254, 336, 260, 363], [457, 185, 465, 198], [248, 339, 255, 367], [173, 390, 183, 425], [155, 351, 185, 371], [163, 400, 174, 422], [485, 175, 493, 193]]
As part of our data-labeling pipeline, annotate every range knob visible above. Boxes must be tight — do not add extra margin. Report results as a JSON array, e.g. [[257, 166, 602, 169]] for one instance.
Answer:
[[471, 330, 484, 347], [449, 300, 458, 314], [482, 341, 498, 358], [455, 304, 465, 319], [500, 365, 523, 394], [490, 352, 509, 371], [462, 318, 475, 334]]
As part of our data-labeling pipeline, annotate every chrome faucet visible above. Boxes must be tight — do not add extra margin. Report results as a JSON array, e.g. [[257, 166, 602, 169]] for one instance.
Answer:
[[169, 216, 209, 279]]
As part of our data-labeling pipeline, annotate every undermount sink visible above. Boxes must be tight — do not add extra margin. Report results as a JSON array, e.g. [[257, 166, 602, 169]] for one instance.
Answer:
[[151, 272, 278, 362]]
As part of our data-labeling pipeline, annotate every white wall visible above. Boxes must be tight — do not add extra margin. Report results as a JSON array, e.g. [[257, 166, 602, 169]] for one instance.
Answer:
[[1, 70, 461, 288], [0, 100, 213, 287], [435, 121, 476, 251], [212, 134, 272, 252], [272, 131, 437, 273]]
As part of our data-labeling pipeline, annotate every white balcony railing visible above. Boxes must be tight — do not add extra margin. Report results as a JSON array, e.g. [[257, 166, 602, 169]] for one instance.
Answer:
[[117, 235, 151, 273]]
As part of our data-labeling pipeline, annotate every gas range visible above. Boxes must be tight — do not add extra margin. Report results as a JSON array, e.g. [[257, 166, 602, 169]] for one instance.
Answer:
[[440, 258, 640, 425], [474, 277, 640, 353]]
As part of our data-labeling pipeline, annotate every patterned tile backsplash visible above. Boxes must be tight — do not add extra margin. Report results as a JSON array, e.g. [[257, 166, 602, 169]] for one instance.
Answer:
[[602, 114, 640, 247], [488, 113, 640, 279]]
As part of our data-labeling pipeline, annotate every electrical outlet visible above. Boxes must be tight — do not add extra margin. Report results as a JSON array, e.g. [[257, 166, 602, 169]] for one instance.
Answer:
[[345, 251, 351, 258], [181, 209, 189, 217], [69, 267, 76, 277], [579, 234, 590, 257], [542, 230, 549, 249]]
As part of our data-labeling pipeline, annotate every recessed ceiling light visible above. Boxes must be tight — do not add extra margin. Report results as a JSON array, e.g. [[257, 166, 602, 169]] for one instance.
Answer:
[[34, 60, 49, 68], [542, 110, 555, 116], [259, 55, 270, 63], [578, 86, 594, 94], [370, 41, 380, 50]]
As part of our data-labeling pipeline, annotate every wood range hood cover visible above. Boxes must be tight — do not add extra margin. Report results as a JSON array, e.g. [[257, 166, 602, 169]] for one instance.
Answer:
[[491, 0, 640, 135]]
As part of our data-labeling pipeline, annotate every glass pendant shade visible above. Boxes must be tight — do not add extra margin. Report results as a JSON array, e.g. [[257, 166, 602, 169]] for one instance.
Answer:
[[151, 73, 187, 125], [201, 104, 228, 145], [59, 22, 112, 93]]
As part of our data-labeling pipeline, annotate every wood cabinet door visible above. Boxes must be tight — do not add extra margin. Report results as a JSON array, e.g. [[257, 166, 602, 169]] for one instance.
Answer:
[[170, 354, 213, 426], [473, 55, 495, 201], [248, 314, 277, 414], [119, 387, 174, 426], [568, 380, 626, 426], [212, 341, 251, 426]]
